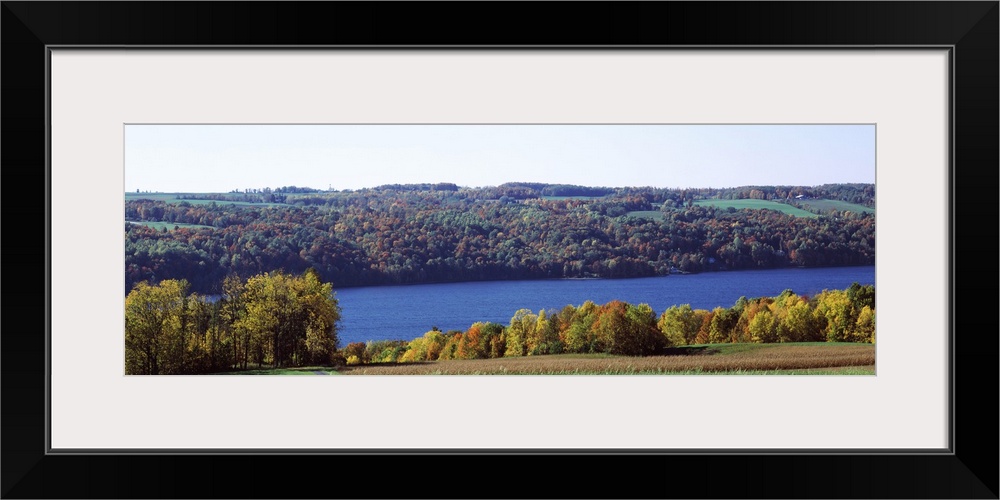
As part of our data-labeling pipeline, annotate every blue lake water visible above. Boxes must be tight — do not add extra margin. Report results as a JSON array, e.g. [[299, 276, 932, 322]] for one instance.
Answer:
[[333, 266, 875, 345]]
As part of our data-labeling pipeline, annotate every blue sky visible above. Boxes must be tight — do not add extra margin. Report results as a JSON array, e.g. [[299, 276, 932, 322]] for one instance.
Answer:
[[125, 124, 875, 192]]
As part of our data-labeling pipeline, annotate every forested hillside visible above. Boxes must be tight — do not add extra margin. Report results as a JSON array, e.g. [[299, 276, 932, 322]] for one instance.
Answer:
[[125, 183, 875, 294]]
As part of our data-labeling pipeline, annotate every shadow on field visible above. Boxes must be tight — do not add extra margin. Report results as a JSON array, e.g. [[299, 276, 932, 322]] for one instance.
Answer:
[[661, 346, 715, 356]]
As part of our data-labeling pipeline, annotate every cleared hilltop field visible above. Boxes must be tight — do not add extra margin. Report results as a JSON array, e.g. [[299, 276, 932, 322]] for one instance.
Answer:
[[793, 198, 875, 214], [126, 220, 214, 230], [126, 192, 291, 207], [693, 199, 819, 218]]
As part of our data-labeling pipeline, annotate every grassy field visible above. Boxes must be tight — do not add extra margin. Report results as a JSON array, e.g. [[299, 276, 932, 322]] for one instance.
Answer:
[[541, 195, 606, 201], [337, 343, 874, 375], [625, 210, 666, 221], [794, 199, 874, 214], [126, 220, 215, 230], [126, 192, 289, 207], [214, 366, 340, 375], [693, 199, 818, 218]]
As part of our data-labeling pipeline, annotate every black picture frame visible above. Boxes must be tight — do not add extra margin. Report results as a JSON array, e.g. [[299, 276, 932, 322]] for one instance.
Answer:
[[3, 2, 997, 498]]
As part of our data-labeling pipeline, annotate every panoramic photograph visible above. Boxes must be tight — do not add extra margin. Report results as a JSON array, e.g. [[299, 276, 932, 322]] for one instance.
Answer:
[[124, 124, 875, 375]]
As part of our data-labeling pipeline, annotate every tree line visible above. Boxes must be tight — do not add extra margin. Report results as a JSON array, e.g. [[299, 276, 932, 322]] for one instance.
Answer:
[[126, 270, 873, 374], [342, 283, 876, 365], [125, 270, 340, 374], [126, 183, 875, 294]]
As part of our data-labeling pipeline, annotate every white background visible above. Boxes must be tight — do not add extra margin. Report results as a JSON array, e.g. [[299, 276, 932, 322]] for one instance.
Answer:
[[50, 50, 949, 450]]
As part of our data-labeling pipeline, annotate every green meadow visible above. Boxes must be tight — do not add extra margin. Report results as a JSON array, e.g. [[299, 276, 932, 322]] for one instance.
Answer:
[[126, 220, 214, 230], [541, 195, 606, 201], [693, 199, 819, 218], [794, 199, 874, 214], [126, 192, 289, 207], [625, 210, 666, 221]]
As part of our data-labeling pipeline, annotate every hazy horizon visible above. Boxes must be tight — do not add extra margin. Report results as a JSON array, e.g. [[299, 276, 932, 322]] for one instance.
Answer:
[[126, 124, 875, 193], [126, 179, 875, 194]]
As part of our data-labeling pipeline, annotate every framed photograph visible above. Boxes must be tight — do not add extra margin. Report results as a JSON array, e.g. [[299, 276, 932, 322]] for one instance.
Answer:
[[121, 122, 878, 378], [4, 2, 996, 498]]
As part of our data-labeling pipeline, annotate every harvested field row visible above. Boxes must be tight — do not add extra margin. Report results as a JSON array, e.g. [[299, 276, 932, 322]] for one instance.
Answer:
[[341, 343, 874, 375]]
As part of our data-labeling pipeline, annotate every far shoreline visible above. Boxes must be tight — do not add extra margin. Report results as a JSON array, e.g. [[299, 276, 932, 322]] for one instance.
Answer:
[[324, 263, 876, 291]]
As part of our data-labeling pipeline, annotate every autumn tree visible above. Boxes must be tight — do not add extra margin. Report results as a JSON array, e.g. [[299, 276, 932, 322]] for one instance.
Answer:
[[592, 301, 664, 356], [855, 306, 875, 343], [485, 324, 508, 358], [526, 310, 561, 355], [437, 332, 462, 360], [398, 337, 425, 363], [779, 300, 821, 342], [748, 308, 778, 343], [708, 307, 737, 344], [457, 323, 488, 359], [693, 309, 714, 344], [815, 289, 855, 342], [564, 301, 599, 353], [343, 342, 368, 365], [421, 330, 448, 361]]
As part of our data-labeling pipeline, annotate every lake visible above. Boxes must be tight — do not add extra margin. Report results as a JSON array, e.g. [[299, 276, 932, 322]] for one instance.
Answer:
[[333, 266, 876, 345]]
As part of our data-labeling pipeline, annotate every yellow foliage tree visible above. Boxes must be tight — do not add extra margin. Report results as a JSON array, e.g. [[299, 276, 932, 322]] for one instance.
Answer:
[[125, 279, 189, 375]]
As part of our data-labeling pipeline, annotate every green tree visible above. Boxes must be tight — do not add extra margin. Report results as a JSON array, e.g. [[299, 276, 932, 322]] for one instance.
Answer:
[[527, 310, 561, 355], [365, 340, 408, 363], [125, 279, 190, 374], [220, 274, 249, 370], [564, 301, 599, 353], [505, 309, 538, 357], [846, 282, 875, 310], [658, 304, 700, 347], [234, 270, 340, 368], [624, 303, 666, 355], [295, 268, 342, 364]]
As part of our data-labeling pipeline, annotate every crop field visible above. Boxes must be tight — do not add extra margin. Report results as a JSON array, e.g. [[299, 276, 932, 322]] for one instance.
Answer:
[[126, 220, 214, 230], [336, 343, 875, 375], [693, 199, 818, 218], [794, 199, 875, 215]]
